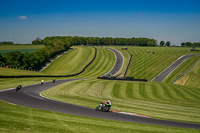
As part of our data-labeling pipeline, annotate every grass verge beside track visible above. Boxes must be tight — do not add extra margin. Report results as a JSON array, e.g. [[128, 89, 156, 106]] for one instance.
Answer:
[[41, 46, 95, 75], [174, 59, 200, 88], [0, 100, 199, 133], [0, 67, 46, 76], [164, 56, 200, 84], [42, 79, 200, 124], [118, 47, 199, 81], [75, 47, 115, 78]]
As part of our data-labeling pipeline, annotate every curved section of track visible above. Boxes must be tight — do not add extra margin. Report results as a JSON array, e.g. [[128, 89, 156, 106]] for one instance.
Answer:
[[107, 48, 124, 75], [0, 80, 200, 129], [152, 54, 195, 82], [0, 49, 200, 129]]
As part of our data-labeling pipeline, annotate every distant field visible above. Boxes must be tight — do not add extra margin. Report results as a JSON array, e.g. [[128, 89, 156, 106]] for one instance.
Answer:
[[42, 79, 200, 123], [114, 47, 199, 81], [0, 45, 45, 54]]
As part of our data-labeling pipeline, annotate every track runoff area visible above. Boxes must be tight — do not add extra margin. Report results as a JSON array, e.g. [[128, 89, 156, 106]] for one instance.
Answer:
[[0, 48, 200, 129]]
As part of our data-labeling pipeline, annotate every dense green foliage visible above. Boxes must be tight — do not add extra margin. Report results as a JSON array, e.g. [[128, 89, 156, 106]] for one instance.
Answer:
[[0, 41, 14, 45], [0, 44, 71, 70], [42, 36, 157, 46], [159, 41, 165, 46], [181, 42, 200, 47]]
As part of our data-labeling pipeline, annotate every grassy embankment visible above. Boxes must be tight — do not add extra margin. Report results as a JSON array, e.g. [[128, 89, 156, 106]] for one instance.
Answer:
[[116, 47, 199, 81], [42, 79, 200, 123], [1, 46, 200, 132], [1, 100, 199, 133], [174, 61, 200, 88], [42, 46, 95, 75], [42, 46, 116, 78], [0, 45, 45, 55], [164, 56, 200, 84]]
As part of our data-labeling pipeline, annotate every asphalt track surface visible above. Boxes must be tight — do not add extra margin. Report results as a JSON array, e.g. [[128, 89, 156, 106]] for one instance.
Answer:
[[0, 50, 200, 129], [152, 54, 195, 82], [107, 48, 124, 75]]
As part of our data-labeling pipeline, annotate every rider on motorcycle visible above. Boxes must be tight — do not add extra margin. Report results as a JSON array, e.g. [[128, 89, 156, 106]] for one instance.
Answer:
[[98, 100, 111, 110]]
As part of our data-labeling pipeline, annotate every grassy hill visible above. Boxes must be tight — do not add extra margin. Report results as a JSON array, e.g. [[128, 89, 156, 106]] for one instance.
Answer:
[[114, 47, 199, 81], [41, 46, 95, 75], [1, 46, 200, 132], [174, 58, 200, 88], [164, 56, 200, 84], [42, 79, 200, 123]]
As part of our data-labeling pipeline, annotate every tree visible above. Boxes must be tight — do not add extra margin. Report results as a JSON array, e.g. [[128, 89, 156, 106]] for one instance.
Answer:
[[160, 41, 165, 46], [32, 37, 42, 45], [0, 53, 5, 66], [185, 42, 192, 47], [3, 51, 23, 67], [181, 42, 186, 47], [166, 41, 171, 47]]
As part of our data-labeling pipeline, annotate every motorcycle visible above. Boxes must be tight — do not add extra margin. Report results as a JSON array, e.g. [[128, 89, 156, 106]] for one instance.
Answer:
[[95, 102, 111, 112]]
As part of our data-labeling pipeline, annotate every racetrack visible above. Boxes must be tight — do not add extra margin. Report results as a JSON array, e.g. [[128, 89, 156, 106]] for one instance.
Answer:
[[152, 54, 195, 82], [0, 48, 200, 129]]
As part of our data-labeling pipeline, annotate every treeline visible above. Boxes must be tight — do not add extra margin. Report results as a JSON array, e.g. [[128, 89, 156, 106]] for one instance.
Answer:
[[0, 41, 14, 45], [181, 42, 200, 47], [0, 37, 72, 70], [0, 36, 157, 70], [37, 36, 158, 46]]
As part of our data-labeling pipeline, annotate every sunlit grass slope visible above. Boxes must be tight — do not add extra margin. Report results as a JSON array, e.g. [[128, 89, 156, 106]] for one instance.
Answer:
[[174, 59, 200, 88], [42, 79, 200, 123], [115, 47, 199, 81], [0, 67, 46, 76], [0, 77, 61, 90], [1, 101, 199, 133], [164, 56, 200, 84], [76, 46, 115, 78], [42, 46, 95, 75]]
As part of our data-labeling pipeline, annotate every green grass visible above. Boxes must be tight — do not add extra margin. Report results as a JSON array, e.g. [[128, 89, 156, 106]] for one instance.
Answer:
[[174, 59, 200, 88], [0, 45, 45, 54], [1, 46, 200, 132], [164, 56, 200, 84], [0, 67, 46, 76], [0, 46, 115, 77], [115, 47, 199, 81], [0, 77, 60, 90], [42, 46, 95, 75], [76, 46, 115, 78], [1, 100, 199, 133], [42, 79, 200, 123]]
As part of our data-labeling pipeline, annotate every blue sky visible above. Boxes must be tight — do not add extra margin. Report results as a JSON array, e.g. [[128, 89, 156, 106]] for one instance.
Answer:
[[0, 0, 200, 45]]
